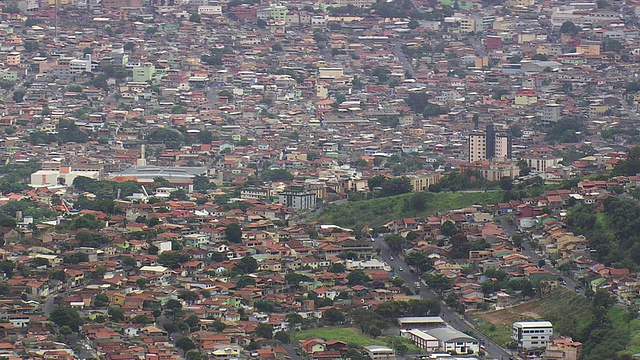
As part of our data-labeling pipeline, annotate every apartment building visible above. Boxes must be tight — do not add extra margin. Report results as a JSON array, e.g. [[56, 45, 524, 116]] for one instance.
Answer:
[[513, 321, 554, 351], [469, 124, 512, 162]]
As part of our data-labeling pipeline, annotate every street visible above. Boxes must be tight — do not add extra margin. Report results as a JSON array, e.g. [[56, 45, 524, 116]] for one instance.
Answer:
[[497, 217, 580, 293], [371, 235, 514, 360]]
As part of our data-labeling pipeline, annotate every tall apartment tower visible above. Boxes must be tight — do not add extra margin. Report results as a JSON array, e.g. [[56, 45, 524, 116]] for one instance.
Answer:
[[469, 124, 512, 163]]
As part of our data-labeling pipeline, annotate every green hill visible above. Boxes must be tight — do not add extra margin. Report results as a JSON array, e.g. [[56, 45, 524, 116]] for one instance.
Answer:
[[475, 288, 640, 358], [312, 191, 503, 231]]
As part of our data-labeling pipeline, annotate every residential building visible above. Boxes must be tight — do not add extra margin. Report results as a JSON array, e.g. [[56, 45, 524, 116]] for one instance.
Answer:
[[278, 186, 317, 210], [469, 124, 512, 162], [542, 103, 562, 124], [407, 173, 443, 192], [523, 157, 563, 172], [513, 321, 554, 351]]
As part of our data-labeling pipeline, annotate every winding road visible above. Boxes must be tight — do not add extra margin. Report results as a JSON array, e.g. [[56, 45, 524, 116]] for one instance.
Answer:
[[372, 235, 515, 360]]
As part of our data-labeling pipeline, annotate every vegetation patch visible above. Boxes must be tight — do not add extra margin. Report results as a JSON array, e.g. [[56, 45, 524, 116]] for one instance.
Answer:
[[313, 191, 503, 231], [293, 327, 421, 353]]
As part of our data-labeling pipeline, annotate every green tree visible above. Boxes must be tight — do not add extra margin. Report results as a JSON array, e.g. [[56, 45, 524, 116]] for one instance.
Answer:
[[136, 278, 148, 289], [236, 256, 258, 273], [254, 323, 274, 339], [500, 177, 514, 191], [94, 293, 109, 307], [384, 234, 405, 253], [225, 223, 243, 243], [328, 263, 346, 273], [0, 260, 15, 278], [189, 13, 201, 22], [176, 337, 197, 352], [12, 90, 25, 103], [157, 252, 191, 268], [237, 275, 256, 288], [324, 308, 345, 324], [50, 307, 83, 332], [274, 330, 290, 344], [423, 273, 452, 294], [560, 21, 578, 35], [178, 290, 199, 304], [440, 220, 458, 237], [133, 314, 153, 324], [108, 307, 125, 322], [347, 269, 371, 285]]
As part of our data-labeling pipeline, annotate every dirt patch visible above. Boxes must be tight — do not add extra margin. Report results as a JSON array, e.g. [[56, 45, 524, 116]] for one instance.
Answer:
[[475, 300, 545, 326]]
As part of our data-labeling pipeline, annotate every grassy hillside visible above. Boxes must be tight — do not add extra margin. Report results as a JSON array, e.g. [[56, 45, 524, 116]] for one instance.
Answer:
[[312, 191, 503, 230], [474, 288, 638, 358]]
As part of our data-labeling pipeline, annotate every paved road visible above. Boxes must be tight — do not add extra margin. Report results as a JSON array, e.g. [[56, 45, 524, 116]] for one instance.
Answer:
[[391, 39, 414, 76], [372, 235, 514, 360], [497, 217, 581, 293], [282, 341, 304, 360]]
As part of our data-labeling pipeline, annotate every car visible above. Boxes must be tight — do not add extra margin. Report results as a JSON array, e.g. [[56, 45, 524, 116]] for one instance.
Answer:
[[390, 256, 394, 260], [399, 267, 404, 271]]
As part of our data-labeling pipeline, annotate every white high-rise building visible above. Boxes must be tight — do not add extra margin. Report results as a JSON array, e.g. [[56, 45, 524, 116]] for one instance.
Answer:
[[512, 321, 553, 351]]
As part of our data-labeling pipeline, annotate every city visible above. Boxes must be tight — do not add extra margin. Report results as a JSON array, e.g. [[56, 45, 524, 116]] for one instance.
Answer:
[[1, 0, 640, 359]]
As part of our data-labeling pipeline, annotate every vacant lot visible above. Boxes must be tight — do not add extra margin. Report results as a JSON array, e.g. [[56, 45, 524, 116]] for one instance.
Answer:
[[294, 327, 422, 353]]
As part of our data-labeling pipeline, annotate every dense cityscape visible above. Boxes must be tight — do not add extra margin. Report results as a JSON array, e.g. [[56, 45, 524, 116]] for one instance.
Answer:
[[2, 0, 640, 359]]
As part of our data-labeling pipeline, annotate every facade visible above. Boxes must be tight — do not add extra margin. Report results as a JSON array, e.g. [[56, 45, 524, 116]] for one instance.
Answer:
[[515, 88, 538, 105], [198, 5, 222, 14], [542, 103, 562, 124], [523, 157, 563, 172], [110, 166, 207, 186], [469, 124, 512, 162], [241, 187, 272, 200], [406, 329, 440, 352], [543, 337, 582, 360], [333, 0, 376, 7], [397, 316, 446, 330], [512, 321, 554, 351], [469, 133, 487, 163], [478, 162, 520, 181], [278, 186, 317, 210], [30, 166, 101, 187], [407, 173, 443, 192], [425, 326, 480, 354], [363, 346, 395, 360]]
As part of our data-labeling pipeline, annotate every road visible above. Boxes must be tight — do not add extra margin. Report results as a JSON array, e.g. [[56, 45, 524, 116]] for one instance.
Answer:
[[496, 217, 580, 293], [371, 235, 514, 360], [391, 39, 414, 76]]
